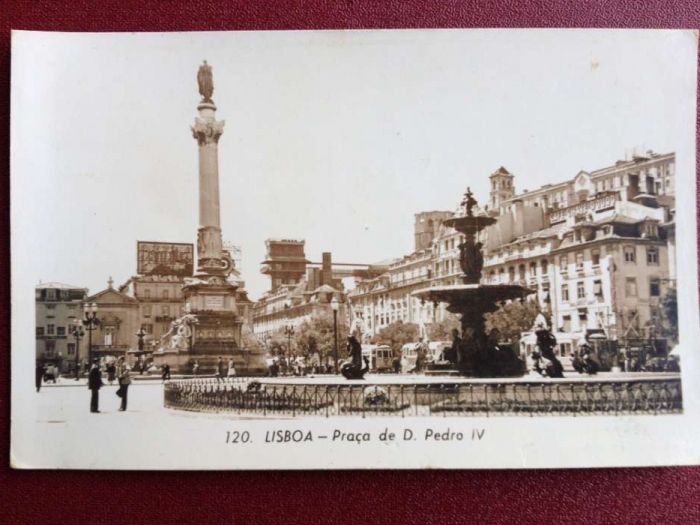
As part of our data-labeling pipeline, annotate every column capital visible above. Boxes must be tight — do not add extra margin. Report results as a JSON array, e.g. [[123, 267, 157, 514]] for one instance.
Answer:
[[192, 118, 225, 146]]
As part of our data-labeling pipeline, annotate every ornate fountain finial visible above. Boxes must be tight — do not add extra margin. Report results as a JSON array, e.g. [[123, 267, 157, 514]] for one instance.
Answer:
[[461, 187, 478, 217], [197, 60, 214, 103]]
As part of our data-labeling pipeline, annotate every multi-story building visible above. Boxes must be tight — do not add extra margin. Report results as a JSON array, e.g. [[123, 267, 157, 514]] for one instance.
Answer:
[[484, 195, 671, 342], [35, 282, 89, 372], [496, 150, 674, 215], [348, 150, 677, 344], [253, 245, 348, 338], [349, 210, 456, 340], [253, 240, 389, 340], [118, 274, 186, 348]]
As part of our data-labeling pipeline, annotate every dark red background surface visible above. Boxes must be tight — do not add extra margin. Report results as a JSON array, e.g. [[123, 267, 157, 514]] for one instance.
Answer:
[[2, 2, 700, 523]]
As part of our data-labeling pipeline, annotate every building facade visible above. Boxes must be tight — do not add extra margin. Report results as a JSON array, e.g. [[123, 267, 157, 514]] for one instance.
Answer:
[[35, 282, 89, 372], [348, 150, 677, 344], [253, 242, 350, 338], [86, 277, 140, 359]]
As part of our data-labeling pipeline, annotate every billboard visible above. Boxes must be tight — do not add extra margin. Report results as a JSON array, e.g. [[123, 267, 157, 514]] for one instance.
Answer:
[[137, 241, 194, 277]]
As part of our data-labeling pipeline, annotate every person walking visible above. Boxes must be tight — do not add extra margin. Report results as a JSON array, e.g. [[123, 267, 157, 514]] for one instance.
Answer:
[[192, 360, 199, 376], [227, 359, 236, 378], [88, 359, 103, 413], [117, 361, 131, 411], [35, 362, 44, 392]]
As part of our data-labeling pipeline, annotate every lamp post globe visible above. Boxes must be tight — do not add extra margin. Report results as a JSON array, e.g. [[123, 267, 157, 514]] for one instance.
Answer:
[[284, 325, 295, 359]]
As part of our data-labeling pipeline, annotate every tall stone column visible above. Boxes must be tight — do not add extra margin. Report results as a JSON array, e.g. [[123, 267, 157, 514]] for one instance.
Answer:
[[192, 102, 225, 275], [151, 61, 266, 375]]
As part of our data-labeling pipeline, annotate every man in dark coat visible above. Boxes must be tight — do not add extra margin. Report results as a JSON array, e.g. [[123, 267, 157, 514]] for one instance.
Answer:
[[216, 357, 226, 381], [35, 362, 44, 392], [88, 360, 103, 413], [534, 322, 564, 378]]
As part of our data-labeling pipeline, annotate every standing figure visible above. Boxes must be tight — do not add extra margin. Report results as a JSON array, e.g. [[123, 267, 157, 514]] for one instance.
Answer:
[[88, 360, 103, 413], [449, 328, 462, 364], [161, 363, 171, 382], [107, 362, 117, 385], [534, 321, 564, 378], [216, 357, 226, 381], [192, 360, 200, 376], [392, 355, 401, 374], [197, 60, 214, 103], [117, 363, 131, 411], [35, 362, 44, 393], [227, 359, 236, 378]]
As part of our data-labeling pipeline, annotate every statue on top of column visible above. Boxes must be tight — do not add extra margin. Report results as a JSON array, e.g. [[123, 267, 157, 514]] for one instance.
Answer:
[[197, 60, 214, 103], [461, 187, 478, 217]]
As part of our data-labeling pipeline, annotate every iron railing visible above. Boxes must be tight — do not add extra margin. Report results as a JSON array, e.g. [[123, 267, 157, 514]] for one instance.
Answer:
[[163, 376, 682, 417]]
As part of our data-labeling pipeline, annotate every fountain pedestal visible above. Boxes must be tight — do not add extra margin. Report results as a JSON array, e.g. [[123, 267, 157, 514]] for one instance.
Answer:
[[413, 189, 534, 378]]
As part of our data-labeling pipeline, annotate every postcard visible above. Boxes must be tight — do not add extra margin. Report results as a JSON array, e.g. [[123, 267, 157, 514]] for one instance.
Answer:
[[10, 29, 700, 469]]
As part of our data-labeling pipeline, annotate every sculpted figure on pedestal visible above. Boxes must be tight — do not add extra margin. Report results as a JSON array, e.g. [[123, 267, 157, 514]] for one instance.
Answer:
[[459, 240, 484, 281], [197, 60, 214, 103]]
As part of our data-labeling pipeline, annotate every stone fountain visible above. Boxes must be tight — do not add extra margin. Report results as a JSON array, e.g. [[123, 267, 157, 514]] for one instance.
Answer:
[[412, 188, 534, 377]]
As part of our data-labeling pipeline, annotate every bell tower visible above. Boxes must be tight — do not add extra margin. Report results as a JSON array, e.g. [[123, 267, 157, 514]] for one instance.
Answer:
[[488, 166, 515, 213]]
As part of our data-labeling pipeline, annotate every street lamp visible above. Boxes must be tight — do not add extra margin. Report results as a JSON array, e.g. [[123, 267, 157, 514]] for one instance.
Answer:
[[331, 296, 340, 374], [284, 325, 295, 358], [82, 302, 99, 366], [72, 319, 84, 380]]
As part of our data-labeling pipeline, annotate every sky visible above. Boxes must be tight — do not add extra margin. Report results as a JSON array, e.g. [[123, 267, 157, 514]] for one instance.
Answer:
[[11, 29, 697, 301]]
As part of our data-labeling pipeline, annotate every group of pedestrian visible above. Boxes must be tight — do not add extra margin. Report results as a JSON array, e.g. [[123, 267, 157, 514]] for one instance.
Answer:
[[88, 356, 131, 413], [215, 357, 237, 380]]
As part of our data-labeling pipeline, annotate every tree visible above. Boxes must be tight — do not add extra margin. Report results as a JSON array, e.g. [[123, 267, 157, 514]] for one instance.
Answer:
[[266, 328, 288, 357], [484, 300, 540, 342], [373, 321, 420, 358], [427, 314, 461, 341], [661, 287, 678, 343], [294, 314, 349, 361]]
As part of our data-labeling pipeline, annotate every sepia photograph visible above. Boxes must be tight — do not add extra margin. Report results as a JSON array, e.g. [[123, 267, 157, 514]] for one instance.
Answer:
[[10, 29, 700, 469]]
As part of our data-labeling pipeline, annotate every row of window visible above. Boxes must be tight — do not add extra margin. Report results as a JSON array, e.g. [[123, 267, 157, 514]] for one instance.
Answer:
[[142, 305, 180, 316], [37, 324, 68, 336], [623, 245, 659, 265], [559, 277, 661, 303], [625, 277, 661, 298], [38, 289, 80, 301], [42, 303, 78, 310], [42, 340, 76, 356], [139, 288, 180, 299], [561, 280, 604, 302], [560, 251, 601, 272]]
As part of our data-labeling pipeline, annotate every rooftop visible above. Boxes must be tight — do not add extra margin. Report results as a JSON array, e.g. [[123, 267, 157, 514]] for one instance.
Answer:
[[36, 281, 87, 291]]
